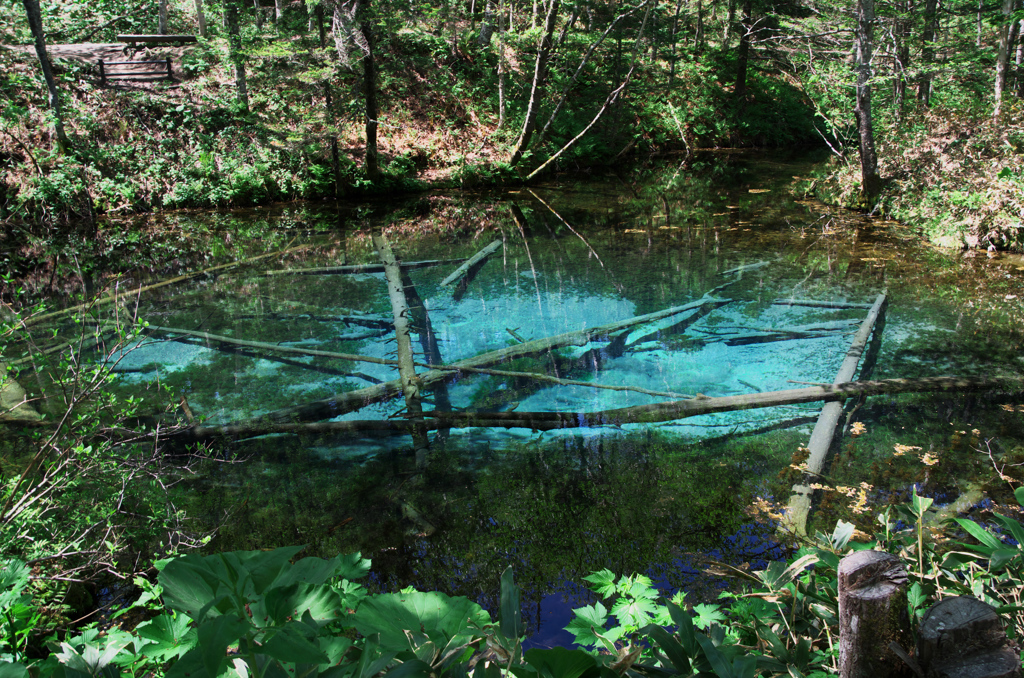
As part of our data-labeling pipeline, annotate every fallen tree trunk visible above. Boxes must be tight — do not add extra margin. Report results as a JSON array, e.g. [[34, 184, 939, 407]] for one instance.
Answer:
[[772, 299, 874, 310], [181, 375, 1024, 439], [401, 267, 453, 443], [133, 324, 401, 367], [373, 232, 431, 469], [262, 258, 464, 277], [784, 292, 888, 536], [440, 239, 503, 287], [21, 240, 305, 328], [257, 294, 734, 425]]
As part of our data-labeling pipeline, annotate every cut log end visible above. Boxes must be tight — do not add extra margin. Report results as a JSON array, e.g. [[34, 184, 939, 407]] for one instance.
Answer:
[[918, 597, 1022, 678]]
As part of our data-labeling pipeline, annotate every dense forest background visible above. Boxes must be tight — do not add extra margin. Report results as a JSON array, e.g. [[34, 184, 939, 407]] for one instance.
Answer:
[[1, 0, 1022, 249]]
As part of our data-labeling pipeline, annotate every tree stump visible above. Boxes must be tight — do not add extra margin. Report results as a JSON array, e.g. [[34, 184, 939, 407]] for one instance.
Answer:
[[838, 550, 912, 678], [918, 596, 1021, 678]]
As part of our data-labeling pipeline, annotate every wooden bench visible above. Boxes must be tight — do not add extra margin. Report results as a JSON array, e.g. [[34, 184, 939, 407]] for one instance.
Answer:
[[98, 58, 174, 85], [116, 34, 197, 56]]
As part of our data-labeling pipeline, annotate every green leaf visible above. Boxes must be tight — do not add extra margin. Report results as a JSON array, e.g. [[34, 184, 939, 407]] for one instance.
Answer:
[[261, 621, 329, 665], [831, 520, 855, 550], [610, 595, 657, 629], [911, 490, 934, 518], [383, 659, 434, 677], [624, 576, 658, 600], [351, 591, 491, 652], [522, 647, 599, 678], [499, 567, 524, 640], [0, 664, 29, 678], [954, 518, 1003, 550], [196, 615, 250, 677], [691, 604, 726, 630], [641, 624, 692, 671], [582, 570, 618, 597], [135, 613, 198, 661], [991, 513, 1024, 548], [264, 582, 343, 626], [564, 602, 609, 646]]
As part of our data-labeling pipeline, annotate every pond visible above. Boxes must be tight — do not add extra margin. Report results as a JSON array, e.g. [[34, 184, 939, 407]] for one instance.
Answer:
[[12, 150, 1024, 647]]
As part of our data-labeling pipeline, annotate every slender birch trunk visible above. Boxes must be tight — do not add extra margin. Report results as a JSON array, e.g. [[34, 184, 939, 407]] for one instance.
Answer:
[[21, 0, 70, 152], [510, 0, 561, 166], [496, 0, 506, 129], [372, 233, 431, 470], [194, 0, 208, 36]]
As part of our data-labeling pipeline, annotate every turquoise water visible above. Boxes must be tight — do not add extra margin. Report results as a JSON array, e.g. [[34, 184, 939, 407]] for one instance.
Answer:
[[49, 152, 1024, 643]]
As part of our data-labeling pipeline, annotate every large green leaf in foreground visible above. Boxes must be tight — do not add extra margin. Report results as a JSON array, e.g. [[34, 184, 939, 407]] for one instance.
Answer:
[[352, 591, 492, 652]]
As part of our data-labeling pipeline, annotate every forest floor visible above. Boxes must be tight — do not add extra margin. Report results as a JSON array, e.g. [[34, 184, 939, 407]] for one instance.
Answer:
[[2, 34, 1023, 253]]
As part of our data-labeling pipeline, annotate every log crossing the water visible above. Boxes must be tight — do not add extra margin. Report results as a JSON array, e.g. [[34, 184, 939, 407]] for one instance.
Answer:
[[248, 292, 735, 426], [262, 258, 464, 276], [440, 239, 503, 287], [182, 375, 1024, 439], [783, 292, 888, 536], [373, 232, 430, 468]]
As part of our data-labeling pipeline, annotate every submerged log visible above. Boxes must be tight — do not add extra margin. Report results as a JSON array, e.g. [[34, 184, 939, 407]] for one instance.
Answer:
[[373, 232, 430, 469], [262, 258, 465, 276], [401, 267, 452, 442], [784, 292, 888, 536], [0, 361, 43, 423], [183, 375, 1024, 439], [134, 323, 400, 367], [772, 299, 875, 310], [256, 294, 734, 425], [23, 240, 306, 328], [440, 239, 503, 287]]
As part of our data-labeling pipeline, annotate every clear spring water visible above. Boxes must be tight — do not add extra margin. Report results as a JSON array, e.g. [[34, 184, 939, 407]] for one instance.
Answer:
[[78, 151, 1024, 645]]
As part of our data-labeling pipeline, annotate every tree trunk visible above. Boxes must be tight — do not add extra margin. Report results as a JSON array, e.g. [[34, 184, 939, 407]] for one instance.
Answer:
[[194, 0, 207, 37], [535, 6, 629, 147], [994, 0, 1014, 118], [917, 0, 937, 105], [479, 0, 495, 43], [668, 0, 682, 84], [854, 0, 881, 201], [274, 0, 283, 22], [190, 375, 1024, 440], [1017, 20, 1024, 98], [509, 0, 561, 166], [918, 597, 1021, 678], [696, 0, 705, 52], [226, 0, 250, 111], [159, 0, 168, 33], [496, 0, 506, 128], [784, 293, 886, 536], [977, 0, 984, 47], [893, 0, 910, 115], [317, 5, 341, 196], [372, 233, 430, 469], [723, 0, 736, 49], [252, 0, 264, 28], [733, 0, 752, 99], [837, 551, 912, 678], [21, 0, 70, 152], [361, 10, 379, 180]]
